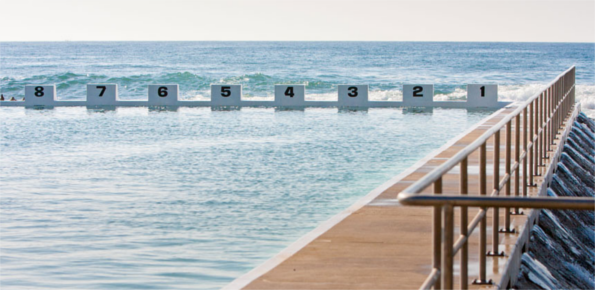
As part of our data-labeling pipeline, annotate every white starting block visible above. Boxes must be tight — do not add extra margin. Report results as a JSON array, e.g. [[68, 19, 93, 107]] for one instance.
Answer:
[[87, 84, 117, 107], [149, 85, 179, 106], [211, 85, 242, 106], [403, 84, 434, 107], [25, 85, 55, 107], [274, 85, 305, 107], [338, 85, 368, 107], [467, 84, 498, 108], [5, 81, 509, 110]]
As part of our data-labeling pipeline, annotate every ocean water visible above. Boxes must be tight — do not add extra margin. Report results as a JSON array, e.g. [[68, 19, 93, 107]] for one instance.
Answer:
[[0, 42, 594, 289], [1, 42, 594, 115]]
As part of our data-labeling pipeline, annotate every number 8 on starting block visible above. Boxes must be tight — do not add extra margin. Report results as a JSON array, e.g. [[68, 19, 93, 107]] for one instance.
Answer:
[[25, 85, 56, 107]]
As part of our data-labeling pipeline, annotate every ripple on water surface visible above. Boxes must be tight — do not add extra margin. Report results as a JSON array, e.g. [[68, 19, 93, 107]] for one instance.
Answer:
[[0, 107, 491, 289]]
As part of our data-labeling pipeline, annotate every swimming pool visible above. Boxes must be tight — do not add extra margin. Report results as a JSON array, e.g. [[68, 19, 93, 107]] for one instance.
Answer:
[[0, 107, 491, 289]]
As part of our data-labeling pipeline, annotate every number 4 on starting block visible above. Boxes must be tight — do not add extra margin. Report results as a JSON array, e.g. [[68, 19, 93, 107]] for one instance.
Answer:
[[275, 85, 305, 107]]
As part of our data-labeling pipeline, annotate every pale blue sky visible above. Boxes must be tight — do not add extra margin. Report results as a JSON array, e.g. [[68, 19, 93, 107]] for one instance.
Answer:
[[0, 0, 593, 42]]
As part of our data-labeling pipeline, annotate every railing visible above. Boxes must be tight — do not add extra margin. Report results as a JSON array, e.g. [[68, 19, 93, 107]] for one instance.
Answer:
[[398, 195, 594, 290], [395, 66, 590, 289]]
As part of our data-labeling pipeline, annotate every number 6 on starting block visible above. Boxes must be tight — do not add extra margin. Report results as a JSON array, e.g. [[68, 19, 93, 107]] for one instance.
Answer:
[[149, 85, 179, 106]]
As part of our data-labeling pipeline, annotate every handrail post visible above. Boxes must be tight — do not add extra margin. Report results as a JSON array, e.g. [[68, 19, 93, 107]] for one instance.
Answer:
[[557, 80, 561, 130], [552, 80, 560, 138], [523, 108, 528, 196], [563, 75, 568, 118], [529, 100, 535, 185], [513, 114, 521, 214], [541, 91, 547, 161], [551, 84, 556, 144], [442, 204, 454, 290], [556, 81, 559, 130], [572, 68, 576, 104], [552, 80, 560, 136], [560, 79, 564, 124], [490, 131, 501, 256], [460, 157, 468, 289], [541, 92, 546, 162], [557, 80, 562, 131], [551, 84, 555, 144], [548, 86, 553, 151], [479, 143, 487, 282], [560, 78, 563, 126], [564, 74, 568, 114], [560, 77, 564, 116], [560, 78, 568, 120], [504, 121, 512, 231], [545, 87, 549, 153], [536, 94, 542, 171], [547, 86, 550, 149], [543, 89, 547, 158], [560, 78, 564, 125], [433, 178, 442, 290]]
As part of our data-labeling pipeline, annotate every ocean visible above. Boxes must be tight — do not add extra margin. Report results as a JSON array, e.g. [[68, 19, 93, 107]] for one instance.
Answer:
[[1, 42, 594, 115], [0, 42, 594, 289]]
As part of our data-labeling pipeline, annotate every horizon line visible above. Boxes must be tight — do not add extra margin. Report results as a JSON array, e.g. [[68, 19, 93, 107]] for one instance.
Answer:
[[1, 40, 594, 44]]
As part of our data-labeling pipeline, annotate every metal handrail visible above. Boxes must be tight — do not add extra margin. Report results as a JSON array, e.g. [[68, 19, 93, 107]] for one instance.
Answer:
[[398, 195, 595, 210], [420, 269, 441, 290], [410, 195, 594, 290], [400, 65, 575, 196], [395, 66, 579, 290]]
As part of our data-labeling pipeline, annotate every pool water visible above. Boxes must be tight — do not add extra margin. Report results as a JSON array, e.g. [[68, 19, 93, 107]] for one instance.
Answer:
[[1, 107, 490, 289]]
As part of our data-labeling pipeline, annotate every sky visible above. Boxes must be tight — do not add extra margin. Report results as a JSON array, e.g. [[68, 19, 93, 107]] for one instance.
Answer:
[[0, 0, 593, 42]]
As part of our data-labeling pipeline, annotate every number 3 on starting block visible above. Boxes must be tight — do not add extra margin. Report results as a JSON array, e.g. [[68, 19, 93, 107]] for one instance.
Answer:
[[338, 85, 368, 107]]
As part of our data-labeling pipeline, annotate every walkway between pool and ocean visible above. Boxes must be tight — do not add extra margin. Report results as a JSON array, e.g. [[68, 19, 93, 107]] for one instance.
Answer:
[[223, 67, 585, 290]]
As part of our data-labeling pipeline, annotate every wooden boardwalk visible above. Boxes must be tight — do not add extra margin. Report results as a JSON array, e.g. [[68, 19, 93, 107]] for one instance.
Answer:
[[226, 104, 565, 290]]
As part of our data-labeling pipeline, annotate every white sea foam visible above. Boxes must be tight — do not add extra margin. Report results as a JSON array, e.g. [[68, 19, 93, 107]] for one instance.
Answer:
[[433, 88, 467, 102], [305, 92, 337, 101], [370, 84, 595, 118], [576, 85, 595, 118], [496, 84, 595, 118], [165, 84, 595, 117]]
